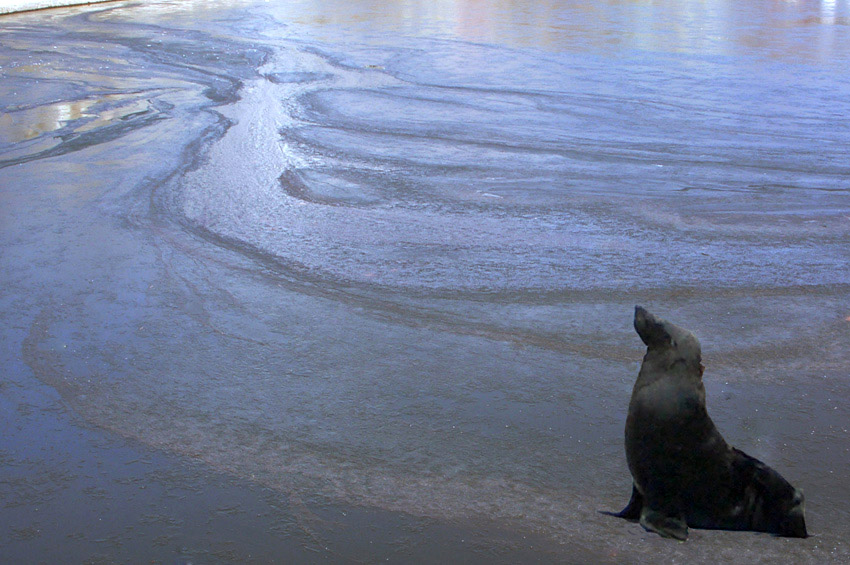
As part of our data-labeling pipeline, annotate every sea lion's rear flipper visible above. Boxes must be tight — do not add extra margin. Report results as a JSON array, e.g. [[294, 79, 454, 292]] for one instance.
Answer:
[[731, 448, 808, 538], [640, 507, 689, 541], [613, 484, 643, 520]]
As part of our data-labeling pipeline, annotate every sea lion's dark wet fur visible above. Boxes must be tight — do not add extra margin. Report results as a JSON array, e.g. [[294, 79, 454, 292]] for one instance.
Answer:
[[612, 306, 807, 540]]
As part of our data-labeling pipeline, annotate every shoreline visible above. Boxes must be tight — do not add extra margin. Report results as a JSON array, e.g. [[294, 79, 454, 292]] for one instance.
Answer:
[[0, 0, 120, 15]]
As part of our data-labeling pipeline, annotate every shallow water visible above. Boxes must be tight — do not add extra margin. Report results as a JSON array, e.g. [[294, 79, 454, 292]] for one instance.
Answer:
[[1, 0, 849, 561]]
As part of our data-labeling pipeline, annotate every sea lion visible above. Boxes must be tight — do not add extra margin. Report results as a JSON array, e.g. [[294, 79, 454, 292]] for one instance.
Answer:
[[612, 306, 807, 540]]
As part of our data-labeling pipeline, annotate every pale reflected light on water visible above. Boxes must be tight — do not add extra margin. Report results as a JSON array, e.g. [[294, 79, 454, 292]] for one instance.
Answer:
[[251, 0, 850, 62], [1, 0, 849, 562]]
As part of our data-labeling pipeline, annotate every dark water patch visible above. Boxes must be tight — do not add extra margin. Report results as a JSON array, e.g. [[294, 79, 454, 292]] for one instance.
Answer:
[[0, 97, 170, 169], [265, 70, 334, 84], [280, 168, 387, 207]]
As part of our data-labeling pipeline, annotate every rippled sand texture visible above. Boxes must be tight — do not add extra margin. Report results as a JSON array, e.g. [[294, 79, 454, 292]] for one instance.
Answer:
[[2, 0, 849, 562]]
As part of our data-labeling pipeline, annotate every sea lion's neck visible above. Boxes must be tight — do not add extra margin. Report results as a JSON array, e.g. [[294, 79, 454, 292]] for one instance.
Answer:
[[634, 352, 703, 391]]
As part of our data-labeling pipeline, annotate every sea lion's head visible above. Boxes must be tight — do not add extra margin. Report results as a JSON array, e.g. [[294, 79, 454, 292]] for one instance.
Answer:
[[634, 306, 704, 378]]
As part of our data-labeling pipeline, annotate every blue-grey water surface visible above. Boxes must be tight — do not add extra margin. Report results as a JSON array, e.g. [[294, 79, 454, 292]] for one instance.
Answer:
[[1, 0, 849, 562]]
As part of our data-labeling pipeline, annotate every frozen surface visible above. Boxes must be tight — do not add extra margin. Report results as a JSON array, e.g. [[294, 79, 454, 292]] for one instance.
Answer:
[[1, 0, 849, 562]]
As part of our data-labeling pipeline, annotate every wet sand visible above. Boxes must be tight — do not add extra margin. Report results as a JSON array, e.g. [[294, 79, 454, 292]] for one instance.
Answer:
[[2, 1, 849, 562]]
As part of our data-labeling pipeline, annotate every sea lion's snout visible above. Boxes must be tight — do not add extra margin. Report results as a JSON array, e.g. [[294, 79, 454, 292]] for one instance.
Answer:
[[634, 305, 669, 347], [633, 307, 702, 362]]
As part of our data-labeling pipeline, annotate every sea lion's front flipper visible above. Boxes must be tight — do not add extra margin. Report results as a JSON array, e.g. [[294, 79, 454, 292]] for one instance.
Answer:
[[640, 507, 689, 541], [614, 484, 643, 520]]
